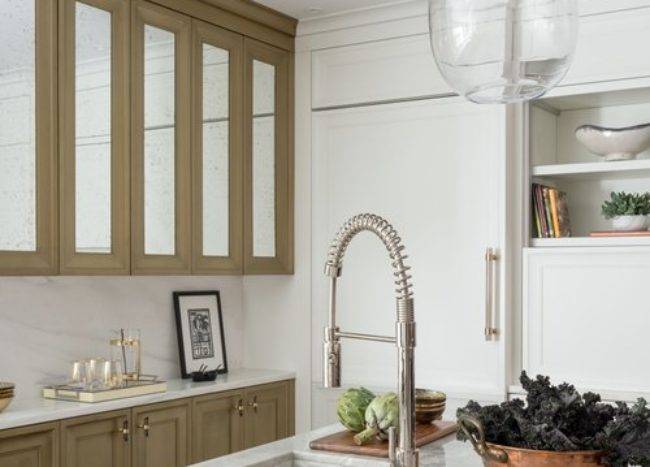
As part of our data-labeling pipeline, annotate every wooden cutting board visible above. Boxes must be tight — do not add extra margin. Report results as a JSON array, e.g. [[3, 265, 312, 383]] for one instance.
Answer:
[[309, 421, 457, 458]]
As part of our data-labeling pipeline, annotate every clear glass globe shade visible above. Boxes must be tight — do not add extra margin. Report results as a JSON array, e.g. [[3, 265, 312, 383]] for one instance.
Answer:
[[428, 0, 578, 104]]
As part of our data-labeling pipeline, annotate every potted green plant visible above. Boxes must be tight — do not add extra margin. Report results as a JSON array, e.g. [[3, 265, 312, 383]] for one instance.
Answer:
[[457, 372, 650, 467], [601, 191, 650, 231]]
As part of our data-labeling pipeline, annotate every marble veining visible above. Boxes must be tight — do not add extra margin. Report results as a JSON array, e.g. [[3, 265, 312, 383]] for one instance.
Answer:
[[0, 276, 245, 403]]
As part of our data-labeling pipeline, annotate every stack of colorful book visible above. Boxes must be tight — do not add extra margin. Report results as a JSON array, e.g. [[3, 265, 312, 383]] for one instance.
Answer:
[[532, 184, 572, 238]]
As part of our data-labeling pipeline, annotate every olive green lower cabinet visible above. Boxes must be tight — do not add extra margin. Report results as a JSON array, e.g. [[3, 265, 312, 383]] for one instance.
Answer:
[[192, 380, 294, 464], [192, 390, 244, 463], [133, 400, 191, 467], [0, 422, 58, 467], [0, 379, 294, 467], [61, 410, 130, 467]]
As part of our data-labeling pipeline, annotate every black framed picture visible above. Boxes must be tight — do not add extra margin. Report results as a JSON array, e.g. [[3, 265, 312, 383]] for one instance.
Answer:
[[173, 291, 228, 378]]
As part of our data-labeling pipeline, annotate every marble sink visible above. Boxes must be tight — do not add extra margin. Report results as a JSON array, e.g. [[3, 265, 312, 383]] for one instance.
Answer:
[[191, 423, 482, 467]]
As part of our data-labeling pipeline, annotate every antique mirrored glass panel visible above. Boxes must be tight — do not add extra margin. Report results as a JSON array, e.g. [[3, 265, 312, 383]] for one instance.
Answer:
[[252, 59, 276, 258], [202, 43, 229, 257], [143, 25, 176, 255], [74, 2, 112, 253], [0, 0, 36, 252]]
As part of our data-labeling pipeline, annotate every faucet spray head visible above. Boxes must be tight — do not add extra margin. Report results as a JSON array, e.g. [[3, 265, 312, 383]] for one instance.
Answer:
[[323, 327, 341, 388]]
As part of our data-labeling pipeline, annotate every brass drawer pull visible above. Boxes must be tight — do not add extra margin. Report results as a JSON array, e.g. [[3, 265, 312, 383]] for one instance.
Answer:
[[118, 420, 129, 442], [234, 399, 244, 416], [137, 417, 150, 437]]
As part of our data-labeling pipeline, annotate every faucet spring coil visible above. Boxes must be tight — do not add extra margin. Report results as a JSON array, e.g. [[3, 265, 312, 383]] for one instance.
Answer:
[[326, 213, 414, 301]]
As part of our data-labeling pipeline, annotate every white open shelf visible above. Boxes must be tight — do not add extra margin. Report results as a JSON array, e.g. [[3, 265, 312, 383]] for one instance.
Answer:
[[532, 159, 650, 180], [528, 85, 650, 247], [530, 236, 650, 248]]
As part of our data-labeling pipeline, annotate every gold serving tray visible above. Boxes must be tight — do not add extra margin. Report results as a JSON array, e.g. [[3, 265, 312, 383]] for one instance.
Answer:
[[43, 380, 167, 403]]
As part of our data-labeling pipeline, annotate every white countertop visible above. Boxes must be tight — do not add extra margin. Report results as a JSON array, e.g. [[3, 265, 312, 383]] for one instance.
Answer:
[[0, 368, 295, 430], [192, 423, 482, 467]]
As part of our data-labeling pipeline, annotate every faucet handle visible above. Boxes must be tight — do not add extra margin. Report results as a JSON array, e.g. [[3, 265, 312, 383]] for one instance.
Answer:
[[388, 426, 397, 464]]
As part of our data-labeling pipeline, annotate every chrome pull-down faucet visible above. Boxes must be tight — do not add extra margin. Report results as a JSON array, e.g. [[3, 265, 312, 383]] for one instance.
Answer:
[[322, 213, 418, 467]]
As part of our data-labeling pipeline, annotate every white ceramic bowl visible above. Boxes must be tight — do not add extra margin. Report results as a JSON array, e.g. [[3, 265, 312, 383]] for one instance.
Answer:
[[612, 215, 648, 231], [575, 123, 650, 161]]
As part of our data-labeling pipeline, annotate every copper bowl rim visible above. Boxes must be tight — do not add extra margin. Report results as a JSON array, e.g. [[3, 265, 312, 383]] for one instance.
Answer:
[[486, 443, 608, 457]]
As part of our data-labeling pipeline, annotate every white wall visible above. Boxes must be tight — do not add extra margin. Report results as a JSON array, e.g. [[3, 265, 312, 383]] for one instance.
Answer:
[[0, 276, 244, 403]]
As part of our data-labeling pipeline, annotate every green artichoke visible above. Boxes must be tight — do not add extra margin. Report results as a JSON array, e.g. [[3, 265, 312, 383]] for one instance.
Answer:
[[353, 392, 399, 445], [337, 387, 376, 432]]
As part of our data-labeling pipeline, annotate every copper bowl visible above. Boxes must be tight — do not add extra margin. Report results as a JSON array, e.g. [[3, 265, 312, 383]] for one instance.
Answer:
[[458, 415, 609, 466]]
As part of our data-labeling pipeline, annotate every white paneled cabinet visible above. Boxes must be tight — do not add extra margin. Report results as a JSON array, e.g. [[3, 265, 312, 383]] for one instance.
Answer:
[[312, 34, 451, 109], [312, 98, 507, 398], [524, 248, 650, 397]]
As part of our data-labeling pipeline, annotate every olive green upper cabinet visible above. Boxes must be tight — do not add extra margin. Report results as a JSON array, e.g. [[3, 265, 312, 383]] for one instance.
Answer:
[[0, 0, 57, 275], [131, 0, 192, 274], [243, 38, 294, 275], [191, 20, 244, 274], [59, 0, 130, 274]]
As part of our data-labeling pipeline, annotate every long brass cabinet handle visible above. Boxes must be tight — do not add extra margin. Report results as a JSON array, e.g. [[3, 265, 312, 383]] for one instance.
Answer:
[[137, 417, 150, 437], [247, 395, 258, 413], [118, 420, 129, 442], [484, 247, 499, 341]]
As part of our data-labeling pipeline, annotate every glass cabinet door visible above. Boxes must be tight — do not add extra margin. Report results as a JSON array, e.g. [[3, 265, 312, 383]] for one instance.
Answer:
[[243, 38, 293, 274], [131, 0, 191, 274], [59, 0, 129, 274], [191, 20, 243, 274], [0, 0, 57, 274]]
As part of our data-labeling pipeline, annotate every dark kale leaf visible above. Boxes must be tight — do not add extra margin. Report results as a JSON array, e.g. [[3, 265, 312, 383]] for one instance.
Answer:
[[457, 372, 650, 467]]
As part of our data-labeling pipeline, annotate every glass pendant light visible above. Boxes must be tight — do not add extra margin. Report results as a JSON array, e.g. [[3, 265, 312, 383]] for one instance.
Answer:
[[428, 0, 578, 104]]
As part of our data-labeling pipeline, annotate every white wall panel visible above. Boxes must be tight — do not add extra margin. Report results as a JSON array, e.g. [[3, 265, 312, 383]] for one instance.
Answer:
[[312, 98, 506, 399], [312, 34, 450, 109]]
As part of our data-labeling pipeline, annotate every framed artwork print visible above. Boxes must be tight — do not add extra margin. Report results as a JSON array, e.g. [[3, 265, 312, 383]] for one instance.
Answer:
[[173, 290, 228, 378]]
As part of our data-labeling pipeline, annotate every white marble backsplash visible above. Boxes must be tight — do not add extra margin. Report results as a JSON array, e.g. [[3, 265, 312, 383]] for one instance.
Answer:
[[0, 276, 244, 402]]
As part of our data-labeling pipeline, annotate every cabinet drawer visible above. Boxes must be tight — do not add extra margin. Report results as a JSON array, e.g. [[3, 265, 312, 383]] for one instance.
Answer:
[[524, 248, 650, 395]]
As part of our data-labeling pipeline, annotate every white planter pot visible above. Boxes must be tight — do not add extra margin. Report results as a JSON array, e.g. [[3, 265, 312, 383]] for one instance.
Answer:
[[612, 215, 648, 231]]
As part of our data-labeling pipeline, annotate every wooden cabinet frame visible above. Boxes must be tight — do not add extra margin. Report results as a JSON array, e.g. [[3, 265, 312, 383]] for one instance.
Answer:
[[59, 0, 131, 274], [191, 389, 244, 463], [0, 0, 58, 275], [243, 38, 294, 275], [132, 399, 191, 467], [131, 0, 192, 274], [60, 409, 131, 467], [191, 20, 244, 274], [0, 422, 59, 467]]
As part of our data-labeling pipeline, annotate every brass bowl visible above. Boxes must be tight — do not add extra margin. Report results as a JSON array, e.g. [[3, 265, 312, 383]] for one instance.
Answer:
[[458, 415, 608, 466], [415, 406, 445, 424], [415, 388, 446, 404], [0, 397, 13, 413]]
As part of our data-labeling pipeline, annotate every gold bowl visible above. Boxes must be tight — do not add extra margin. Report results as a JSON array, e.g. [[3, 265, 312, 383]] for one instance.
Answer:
[[0, 397, 13, 413], [415, 388, 446, 424], [416, 388, 446, 403]]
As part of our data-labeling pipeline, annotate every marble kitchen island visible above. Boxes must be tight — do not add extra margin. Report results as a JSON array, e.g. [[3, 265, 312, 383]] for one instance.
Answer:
[[192, 423, 482, 467]]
